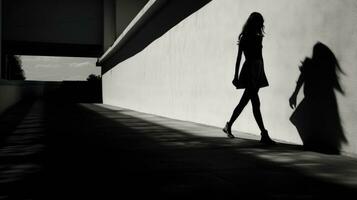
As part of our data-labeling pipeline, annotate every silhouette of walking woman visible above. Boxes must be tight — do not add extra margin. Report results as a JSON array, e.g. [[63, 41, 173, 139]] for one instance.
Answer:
[[223, 12, 275, 144]]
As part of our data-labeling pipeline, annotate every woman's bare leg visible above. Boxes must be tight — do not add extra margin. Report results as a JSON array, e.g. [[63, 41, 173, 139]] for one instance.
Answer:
[[250, 89, 275, 144], [223, 89, 251, 138], [228, 89, 251, 126], [250, 89, 266, 132]]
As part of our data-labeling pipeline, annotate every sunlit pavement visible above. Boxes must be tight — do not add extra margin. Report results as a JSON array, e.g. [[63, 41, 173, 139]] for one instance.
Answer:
[[1, 100, 357, 199]]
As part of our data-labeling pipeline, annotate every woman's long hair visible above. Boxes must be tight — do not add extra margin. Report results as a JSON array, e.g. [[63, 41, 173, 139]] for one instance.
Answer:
[[312, 42, 345, 94], [238, 12, 265, 43]]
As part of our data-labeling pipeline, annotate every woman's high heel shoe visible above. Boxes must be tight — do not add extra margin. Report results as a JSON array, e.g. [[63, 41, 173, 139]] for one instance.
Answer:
[[223, 122, 235, 138], [260, 130, 276, 145]]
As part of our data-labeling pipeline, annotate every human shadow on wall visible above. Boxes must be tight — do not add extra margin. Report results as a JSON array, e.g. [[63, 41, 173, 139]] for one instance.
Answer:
[[289, 42, 347, 154]]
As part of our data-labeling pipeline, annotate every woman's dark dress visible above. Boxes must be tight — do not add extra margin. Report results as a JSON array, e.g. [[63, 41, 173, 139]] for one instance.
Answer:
[[236, 34, 269, 89]]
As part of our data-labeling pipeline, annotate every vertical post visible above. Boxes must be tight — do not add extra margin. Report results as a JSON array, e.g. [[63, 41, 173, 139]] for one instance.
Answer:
[[0, 0, 2, 79], [103, 0, 116, 51]]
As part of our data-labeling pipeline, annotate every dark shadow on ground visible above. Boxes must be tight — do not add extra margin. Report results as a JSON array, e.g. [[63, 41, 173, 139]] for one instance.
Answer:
[[0, 100, 356, 199], [0, 99, 46, 200], [0, 99, 35, 145]]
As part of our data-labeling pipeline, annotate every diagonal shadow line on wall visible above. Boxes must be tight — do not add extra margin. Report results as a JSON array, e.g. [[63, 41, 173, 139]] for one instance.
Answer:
[[101, 0, 212, 73]]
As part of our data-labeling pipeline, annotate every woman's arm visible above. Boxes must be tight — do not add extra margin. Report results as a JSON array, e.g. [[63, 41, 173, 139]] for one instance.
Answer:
[[234, 45, 243, 78], [232, 45, 243, 87], [294, 73, 304, 95], [289, 71, 304, 109]]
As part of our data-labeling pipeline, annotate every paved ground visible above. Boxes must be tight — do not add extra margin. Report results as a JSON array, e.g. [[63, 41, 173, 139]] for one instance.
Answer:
[[1, 99, 357, 199]]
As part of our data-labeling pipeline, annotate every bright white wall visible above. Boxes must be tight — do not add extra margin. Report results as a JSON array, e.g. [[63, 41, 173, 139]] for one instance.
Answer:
[[103, 0, 357, 154]]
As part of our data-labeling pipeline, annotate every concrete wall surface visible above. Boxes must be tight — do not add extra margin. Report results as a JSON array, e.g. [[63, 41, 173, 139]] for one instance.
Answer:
[[0, 80, 102, 115], [102, 0, 357, 155], [0, 80, 60, 115]]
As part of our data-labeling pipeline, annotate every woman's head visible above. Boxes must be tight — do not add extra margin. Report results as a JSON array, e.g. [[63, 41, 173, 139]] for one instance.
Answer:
[[312, 42, 344, 94], [239, 12, 265, 40], [312, 42, 341, 73]]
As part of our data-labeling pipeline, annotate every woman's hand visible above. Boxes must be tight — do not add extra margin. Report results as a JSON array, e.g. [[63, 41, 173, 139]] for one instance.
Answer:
[[289, 93, 297, 109], [232, 78, 239, 88]]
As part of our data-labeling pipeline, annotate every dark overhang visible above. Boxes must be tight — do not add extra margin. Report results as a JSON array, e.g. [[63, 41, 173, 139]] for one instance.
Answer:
[[98, 0, 212, 73]]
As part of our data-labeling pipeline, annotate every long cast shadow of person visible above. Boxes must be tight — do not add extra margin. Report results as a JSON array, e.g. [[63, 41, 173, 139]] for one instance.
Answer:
[[289, 42, 347, 154]]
